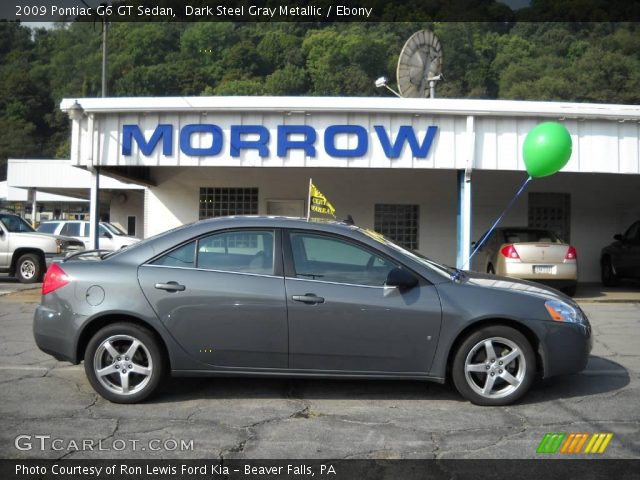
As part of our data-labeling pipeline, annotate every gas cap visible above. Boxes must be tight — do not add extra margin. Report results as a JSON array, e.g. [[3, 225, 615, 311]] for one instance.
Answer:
[[85, 285, 105, 306]]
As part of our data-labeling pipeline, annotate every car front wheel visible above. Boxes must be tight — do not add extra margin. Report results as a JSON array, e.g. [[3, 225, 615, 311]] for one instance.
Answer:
[[15, 253, 44, 283], [452, 325, 535, 406], [84, 323, 164, 403]]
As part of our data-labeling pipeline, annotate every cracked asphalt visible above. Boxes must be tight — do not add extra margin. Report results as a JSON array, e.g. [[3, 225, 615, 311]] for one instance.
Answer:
[[0, 287, 638, 460]]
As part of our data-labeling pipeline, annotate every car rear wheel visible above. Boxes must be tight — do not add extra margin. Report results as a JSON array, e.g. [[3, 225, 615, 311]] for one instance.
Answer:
[[452, 325, 535, 406], [84, 323, 164, 403], [601, 257, 619, 287], [15, 253, 44, 283]]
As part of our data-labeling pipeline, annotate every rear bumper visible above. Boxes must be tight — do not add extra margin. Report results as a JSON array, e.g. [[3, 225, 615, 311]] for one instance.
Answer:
[[33, 304, 80, 363], [500, 262, 577, 282]]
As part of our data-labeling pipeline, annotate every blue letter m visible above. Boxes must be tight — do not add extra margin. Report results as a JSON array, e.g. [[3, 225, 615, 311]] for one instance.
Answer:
[[122, 124, 173, 156], [374, 125, 437, 159]]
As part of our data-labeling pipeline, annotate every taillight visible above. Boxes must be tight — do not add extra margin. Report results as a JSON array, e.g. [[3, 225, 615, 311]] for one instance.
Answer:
[[500, 244, 521, 259], [565, 246, 577, 260], [42, 263, 70, 296]]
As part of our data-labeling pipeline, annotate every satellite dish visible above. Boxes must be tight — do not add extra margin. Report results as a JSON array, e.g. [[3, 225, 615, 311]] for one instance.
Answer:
[[397, 30, 443, 98]]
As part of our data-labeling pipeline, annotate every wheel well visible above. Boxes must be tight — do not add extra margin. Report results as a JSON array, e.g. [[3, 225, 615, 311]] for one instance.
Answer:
[[11, 248, 45, 274], [76, 314, 170, 367], [445, 318, 544, 380]]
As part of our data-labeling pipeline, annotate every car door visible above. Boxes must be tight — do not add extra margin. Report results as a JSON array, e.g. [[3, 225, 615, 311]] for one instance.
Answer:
[[284, 230, 442, 374], [617, 222, 640, 278], [138, 229, 288, 368], [0, 221, 9, 268]]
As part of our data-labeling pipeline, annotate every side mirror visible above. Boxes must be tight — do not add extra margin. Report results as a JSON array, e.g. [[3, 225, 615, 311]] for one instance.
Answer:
[[101, 231, 112, 239], [385, 268, 419, 290], [613, 234, 623, 242]]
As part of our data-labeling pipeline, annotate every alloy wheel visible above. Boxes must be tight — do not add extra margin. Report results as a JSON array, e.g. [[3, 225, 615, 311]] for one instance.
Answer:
[[464, 336, 526, 399], [93, 334, 153, 396]]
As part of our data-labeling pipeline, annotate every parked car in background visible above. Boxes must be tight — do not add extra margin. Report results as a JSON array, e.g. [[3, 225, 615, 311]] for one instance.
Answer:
[[470, 227, 578, 296], [34, 217, 591, 406], [600, 220, 640, 286], [0, 212, 84, 283], [37, 221, 139, 251]]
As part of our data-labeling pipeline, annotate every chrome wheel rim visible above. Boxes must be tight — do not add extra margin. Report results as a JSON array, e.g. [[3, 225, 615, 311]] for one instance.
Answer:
[[20, 260, 36, 279], [464, 336, 526, 399], [94, 334, 153, 396]]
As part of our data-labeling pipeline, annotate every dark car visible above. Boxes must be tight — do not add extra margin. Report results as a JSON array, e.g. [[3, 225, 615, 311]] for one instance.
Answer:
[[33, 217, 592, 406], [600, 220, 640, 286]]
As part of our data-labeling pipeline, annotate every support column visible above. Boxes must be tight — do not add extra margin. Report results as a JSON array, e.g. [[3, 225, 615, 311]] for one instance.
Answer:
[[28, 188, 37, 228], [89, 167, 100, 250], [456, 116, 475, 269]]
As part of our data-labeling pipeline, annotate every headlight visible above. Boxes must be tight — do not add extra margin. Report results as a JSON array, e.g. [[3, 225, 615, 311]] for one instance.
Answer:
[[545, 300, 583, 324]]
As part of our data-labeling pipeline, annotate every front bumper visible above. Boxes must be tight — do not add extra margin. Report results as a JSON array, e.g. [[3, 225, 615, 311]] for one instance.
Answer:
[[539, 321, 592, 378]]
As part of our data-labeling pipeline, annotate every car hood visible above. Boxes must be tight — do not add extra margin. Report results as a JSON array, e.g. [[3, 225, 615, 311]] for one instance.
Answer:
[[461, 270, 573, 303], [12, 231, 81, 244]]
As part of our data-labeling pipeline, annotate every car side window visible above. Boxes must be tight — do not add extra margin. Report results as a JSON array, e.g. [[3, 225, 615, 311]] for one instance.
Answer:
[[60, 223, 81, 237], [289, 232, 397, 286], [151, 241, 196, 268], [197, 230, 275, 275], [624, 222, 640, 243]]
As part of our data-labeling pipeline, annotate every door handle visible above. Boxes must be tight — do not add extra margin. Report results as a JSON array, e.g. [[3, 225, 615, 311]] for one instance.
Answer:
[[154, 281, 186, 292], [292, 294, 325, 304]]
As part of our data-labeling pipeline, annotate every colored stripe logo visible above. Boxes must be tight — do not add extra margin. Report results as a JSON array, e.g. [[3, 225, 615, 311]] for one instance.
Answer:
[[537, 433, 613, 454]]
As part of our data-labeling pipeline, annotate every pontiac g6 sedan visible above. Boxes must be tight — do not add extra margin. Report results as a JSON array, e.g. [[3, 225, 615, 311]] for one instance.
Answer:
[[33, 217, 592, 406]]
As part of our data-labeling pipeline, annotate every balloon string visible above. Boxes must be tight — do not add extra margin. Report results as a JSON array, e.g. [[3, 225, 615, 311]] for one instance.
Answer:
[[463, 175, 532, 269]]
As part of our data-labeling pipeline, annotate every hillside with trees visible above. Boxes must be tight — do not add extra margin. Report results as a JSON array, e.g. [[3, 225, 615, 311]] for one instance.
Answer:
[[1, 21, 640, 177]]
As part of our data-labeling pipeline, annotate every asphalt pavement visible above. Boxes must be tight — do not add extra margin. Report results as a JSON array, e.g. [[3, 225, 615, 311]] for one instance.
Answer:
[[0, 284, 638, 460]]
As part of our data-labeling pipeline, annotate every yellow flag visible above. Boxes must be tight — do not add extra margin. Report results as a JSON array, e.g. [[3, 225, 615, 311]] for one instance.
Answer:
[[309, 182, 336, 217]]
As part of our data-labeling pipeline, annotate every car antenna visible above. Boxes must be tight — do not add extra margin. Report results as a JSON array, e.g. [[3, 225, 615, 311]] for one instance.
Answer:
[[343, 215, 355, 225]]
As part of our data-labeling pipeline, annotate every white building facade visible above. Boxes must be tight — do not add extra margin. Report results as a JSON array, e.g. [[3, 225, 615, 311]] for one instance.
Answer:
[[60, 97, 640, 282]]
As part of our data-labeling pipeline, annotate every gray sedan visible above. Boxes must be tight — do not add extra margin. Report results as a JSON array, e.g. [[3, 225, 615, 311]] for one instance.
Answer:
[[33, 217, 592, 406]]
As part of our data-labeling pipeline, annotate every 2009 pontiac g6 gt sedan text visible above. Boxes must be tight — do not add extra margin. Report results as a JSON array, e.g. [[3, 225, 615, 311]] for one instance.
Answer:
[[33, 217, 592, 406]]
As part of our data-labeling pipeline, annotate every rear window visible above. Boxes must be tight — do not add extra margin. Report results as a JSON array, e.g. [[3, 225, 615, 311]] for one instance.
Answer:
[[37, 222, 60, 234], [60, 223, 82, 237], [502, 229, 562, 243]]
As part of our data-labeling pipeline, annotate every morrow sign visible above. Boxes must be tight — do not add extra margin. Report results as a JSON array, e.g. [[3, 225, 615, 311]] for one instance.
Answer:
[[122, 124, 438, 159]]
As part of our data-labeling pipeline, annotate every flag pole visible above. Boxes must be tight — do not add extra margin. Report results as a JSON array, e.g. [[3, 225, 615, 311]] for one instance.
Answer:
[[307, 178, 312, 220]]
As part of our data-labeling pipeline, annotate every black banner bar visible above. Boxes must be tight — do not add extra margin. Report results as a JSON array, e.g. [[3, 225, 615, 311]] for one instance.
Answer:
[[4, 0, 640, 23], [3, 459, 640, 480]]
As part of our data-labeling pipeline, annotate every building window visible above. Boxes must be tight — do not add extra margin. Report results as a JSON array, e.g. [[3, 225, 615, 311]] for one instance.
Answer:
[[374, 204, 419, 250], [199, 187, 258, 219], [528, 192, 571, 242]]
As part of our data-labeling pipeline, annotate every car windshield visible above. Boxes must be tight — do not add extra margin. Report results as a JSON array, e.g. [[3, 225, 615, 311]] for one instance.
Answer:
[[358, 227, 453, 277], [502, 229, 562, 243], [0, 213, 36, 233], [102, 222, 127, 235]]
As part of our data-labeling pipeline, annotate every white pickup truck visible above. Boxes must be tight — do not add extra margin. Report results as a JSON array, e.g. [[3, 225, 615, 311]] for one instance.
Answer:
[[0, 212, 85, 283]]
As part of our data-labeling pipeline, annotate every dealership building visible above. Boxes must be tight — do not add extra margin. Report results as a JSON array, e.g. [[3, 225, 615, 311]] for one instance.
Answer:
[[50, 96, 640, 282]]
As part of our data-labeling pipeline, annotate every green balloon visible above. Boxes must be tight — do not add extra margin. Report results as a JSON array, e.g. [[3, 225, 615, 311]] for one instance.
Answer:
[[523, 122, 572, 178]]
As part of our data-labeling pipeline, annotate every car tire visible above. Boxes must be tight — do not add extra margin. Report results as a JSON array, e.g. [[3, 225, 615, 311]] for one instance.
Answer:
[[562, 284, 577, 297], [15, 253, 44, 284], [601, 257, 619, 287], [452, 325, 535, 406], [84, 323, 164, 404]]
